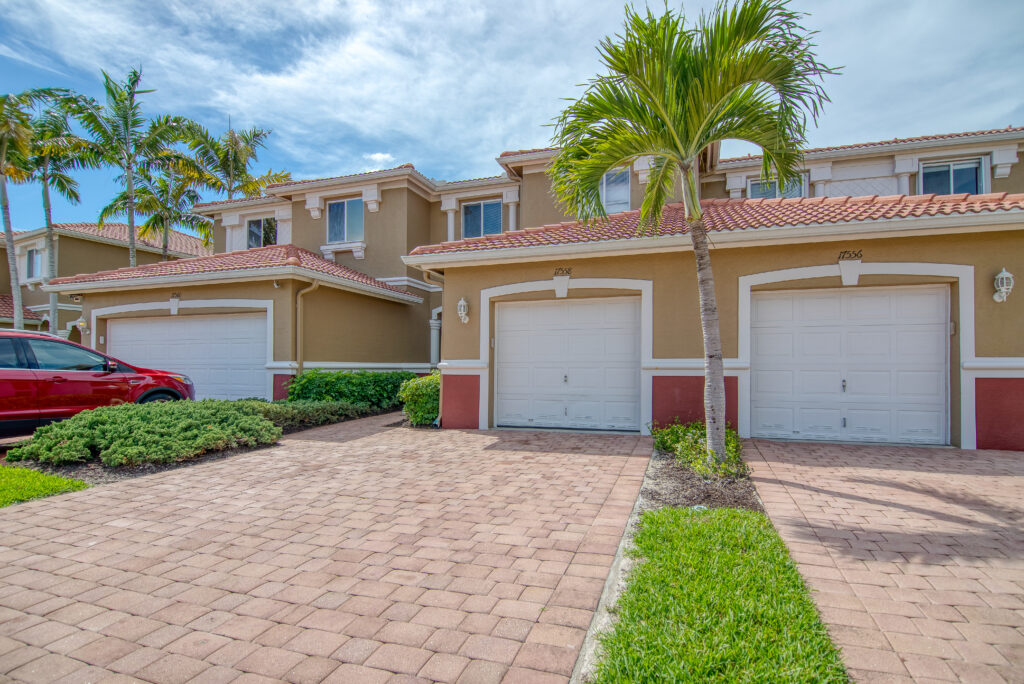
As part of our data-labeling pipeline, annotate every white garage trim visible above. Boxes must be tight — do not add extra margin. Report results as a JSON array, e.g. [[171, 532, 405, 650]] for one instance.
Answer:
[[737, 262, 976, 447], [91, 299, 275, 399], [469, 277, 653, 433]]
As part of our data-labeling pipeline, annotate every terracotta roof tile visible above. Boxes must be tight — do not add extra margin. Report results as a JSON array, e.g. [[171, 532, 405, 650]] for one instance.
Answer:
[[0, 294, 42, 321], [498, 147, 559, 158], [409, 192, 1024, 257], [41, 223, 211, 257], [718, 125, 1024, 164], [49, 244, 416, 298]]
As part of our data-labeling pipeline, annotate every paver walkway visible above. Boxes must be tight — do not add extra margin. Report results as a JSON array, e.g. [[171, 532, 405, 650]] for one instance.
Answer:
[[748, 440, 1024, 683], [0, 414, 650, 683]]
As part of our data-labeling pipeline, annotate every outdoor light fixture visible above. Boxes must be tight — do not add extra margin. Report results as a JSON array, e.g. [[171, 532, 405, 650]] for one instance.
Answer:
[[457, 297, 470, 324], [994, 268, 1015, 302], [74, 317, 90, 335]]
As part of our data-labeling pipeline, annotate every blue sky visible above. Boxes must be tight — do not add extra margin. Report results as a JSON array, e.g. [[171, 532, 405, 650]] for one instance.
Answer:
[[1, 0, 1022, 231]]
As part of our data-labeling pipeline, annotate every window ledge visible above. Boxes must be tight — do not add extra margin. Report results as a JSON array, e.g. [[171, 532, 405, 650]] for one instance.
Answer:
[[320, 241, 366, 260]]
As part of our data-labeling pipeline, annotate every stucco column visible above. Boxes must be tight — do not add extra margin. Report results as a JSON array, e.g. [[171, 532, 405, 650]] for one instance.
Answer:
[[441, 195, 458, 242], [896, 173, 911, 195], [507, 203, 518, 231], [502, 187, 520, 232], [429, 319, 441, 366], [445, 210, 456, 242]]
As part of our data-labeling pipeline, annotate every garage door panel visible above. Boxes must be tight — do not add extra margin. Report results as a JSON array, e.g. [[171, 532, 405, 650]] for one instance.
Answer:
[[751, 286, 947, 445], [107, 313, 266, 400], [495, 297, 640, 431]]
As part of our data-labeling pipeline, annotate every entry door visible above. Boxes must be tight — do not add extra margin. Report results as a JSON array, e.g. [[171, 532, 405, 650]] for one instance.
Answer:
[[107, 313, 267, 399], [750, 286, 948, 444], [495, 297, 641, 430]]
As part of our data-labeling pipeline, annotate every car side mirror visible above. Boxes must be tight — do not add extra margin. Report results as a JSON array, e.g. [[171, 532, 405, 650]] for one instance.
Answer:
[[105, 359, 119, 374]]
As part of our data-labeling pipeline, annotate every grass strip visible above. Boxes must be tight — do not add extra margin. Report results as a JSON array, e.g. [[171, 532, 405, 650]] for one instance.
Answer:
[[0, 466, 88, 507], [592, 507, 847, 683]]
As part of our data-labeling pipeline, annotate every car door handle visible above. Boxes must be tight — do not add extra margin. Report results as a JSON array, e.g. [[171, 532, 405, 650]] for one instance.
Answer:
[[51, 376, 68, 383]]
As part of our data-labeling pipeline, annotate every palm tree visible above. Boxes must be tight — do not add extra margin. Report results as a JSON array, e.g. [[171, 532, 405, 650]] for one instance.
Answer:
[[182, 122, 290, 199], [99, 164, 212, 260], [1, 91, 43, 330], [548, 0, 833, 460], [27, 104, 96, 331], [71, 69, 187, 267]]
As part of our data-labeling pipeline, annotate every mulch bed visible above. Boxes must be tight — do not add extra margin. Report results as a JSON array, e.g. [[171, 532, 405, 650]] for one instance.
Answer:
[[639, 450, 764, 513]]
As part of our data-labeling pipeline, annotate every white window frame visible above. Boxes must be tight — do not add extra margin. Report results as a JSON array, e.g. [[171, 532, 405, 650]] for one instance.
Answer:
[[461, 199, 503, 239], [746, 173, 808, 199], [246, 217, 278, 249], [599, 167, 631, 213], [25, 248, 43, 282], [325, 197, 365, 244], [917, 156, 989, 195]]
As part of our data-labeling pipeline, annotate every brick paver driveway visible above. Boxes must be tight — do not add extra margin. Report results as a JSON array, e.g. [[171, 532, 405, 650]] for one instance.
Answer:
[[748, 440, 1024, 683], [0, 414, 650, 683]]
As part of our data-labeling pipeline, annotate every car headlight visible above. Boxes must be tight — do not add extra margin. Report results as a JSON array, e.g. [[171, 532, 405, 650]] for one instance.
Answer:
[[168, 374, 193, 385]]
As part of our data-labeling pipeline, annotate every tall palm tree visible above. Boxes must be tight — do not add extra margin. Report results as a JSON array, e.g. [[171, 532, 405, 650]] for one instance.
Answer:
[[27, 104, 97, 331], [71, 69, 187, 267], [182, 122, 290, 199], [1, 91, 45, 330], [548, 0, 833, 460], [99, 164, 212, 260]]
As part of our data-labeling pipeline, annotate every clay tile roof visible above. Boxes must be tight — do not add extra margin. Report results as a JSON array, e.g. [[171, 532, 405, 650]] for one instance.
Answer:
[[47, 223, 211, 257], [409, 193, 1024, 257], [48, 244, 416, 298], [264, 163, 418, 190], [498, 147, 559, 158], [0, 294, 41, 321], [718, 125, 1024, 164]]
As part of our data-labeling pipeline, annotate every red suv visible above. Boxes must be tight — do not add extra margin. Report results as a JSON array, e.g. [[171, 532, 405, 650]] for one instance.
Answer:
[[0, 330, 195, 436]]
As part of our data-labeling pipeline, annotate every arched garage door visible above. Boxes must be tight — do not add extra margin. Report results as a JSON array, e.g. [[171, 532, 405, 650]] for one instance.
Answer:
[[107, 313, 268, 400]]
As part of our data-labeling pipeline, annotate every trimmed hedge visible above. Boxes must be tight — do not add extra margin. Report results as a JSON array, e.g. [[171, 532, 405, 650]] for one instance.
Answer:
[[651, 421, 747, 478], [7, 401, 281, 467], [398, 372, 440, 426], [239, 399, 371, 432], [287, 369, 416, 409]]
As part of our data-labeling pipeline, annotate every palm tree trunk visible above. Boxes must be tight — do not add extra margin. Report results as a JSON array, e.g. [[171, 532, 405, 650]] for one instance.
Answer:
[[125, 160, 137, 267], [42, 169, 59, 334], [688, 216, 728, 461], [0, 171, 24, 330], [162, 224, 169, 261]]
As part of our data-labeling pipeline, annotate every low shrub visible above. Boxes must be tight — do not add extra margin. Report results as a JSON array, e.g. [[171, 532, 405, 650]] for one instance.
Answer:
[[6, 401, 281, 467], [287, 369, 417, 409], [238, 399, 371, 432], [0, 467, 88, 507], [651, 420, 747, 478], [398, 372, 440, 426]]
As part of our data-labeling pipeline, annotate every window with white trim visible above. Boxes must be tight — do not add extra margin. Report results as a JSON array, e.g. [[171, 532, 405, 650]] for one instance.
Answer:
[[920, 158, 983, 195], [327, 198, 364, 243], [599, 168, 630, 213], [25, 248, 43, 280], [246, 218, 277, 248], [462, 200, 502, 238], [747, 174, 807, 199]]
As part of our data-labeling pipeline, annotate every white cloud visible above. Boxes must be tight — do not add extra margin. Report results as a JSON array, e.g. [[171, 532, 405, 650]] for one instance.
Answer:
[[362, 152, 396, 171]]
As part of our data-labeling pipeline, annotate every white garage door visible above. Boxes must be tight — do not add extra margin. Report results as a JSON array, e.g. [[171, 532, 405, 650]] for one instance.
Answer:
[[750, 286, 948, 444], [495, 297, 641, 431], [107, 313, 268, 400]]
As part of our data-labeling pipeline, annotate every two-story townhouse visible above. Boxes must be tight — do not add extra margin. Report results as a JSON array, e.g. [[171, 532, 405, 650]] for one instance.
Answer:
[[1, 223, 209, 338], [403, 126, 1024, 451]]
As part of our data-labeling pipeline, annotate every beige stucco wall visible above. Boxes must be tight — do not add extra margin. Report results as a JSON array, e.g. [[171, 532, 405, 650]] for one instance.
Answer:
[[993, 156, 1024, 194]]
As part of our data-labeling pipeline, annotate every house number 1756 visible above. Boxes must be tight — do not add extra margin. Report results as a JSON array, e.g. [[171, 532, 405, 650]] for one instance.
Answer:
[[838, 250, 862, 261]]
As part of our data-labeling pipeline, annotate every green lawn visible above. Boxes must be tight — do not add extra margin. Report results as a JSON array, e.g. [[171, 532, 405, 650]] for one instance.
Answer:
[[0, 466, 88, 507], [592, 507, 848, 683]]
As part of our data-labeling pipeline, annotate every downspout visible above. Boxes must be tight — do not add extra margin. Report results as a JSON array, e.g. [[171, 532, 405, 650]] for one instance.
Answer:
[[295, 279, 320, 376]]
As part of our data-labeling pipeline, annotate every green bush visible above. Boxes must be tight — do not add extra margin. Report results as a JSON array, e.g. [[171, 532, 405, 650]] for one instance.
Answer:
[[238, 399, 371, 432], [651, 421, 747, 478], [0, 467, 88, 507], [398, 372, 440, 426], [287, 369, 417, 409], [6, 401, 281, 467]]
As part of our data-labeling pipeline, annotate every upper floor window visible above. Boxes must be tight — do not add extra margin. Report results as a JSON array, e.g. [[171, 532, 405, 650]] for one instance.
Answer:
[[748, 175, 806, 199], [921, 158, 982, 195], [327, 198, 364, 243], [599, 168, 630, 213], [25, 248, 43, 280], [462, 200, 502, 238], [247, 218, 277, 248]]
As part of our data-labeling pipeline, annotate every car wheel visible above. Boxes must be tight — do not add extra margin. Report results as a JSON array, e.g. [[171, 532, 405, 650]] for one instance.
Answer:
[[139, 392, 179, 403]]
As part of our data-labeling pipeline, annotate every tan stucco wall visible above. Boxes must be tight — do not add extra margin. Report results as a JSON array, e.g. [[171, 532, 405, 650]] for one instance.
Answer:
[[439, 229, 1022, 362], [993, 155, 1024, 194], [520, 172, 572, 229], [58, 236, 164, 277]]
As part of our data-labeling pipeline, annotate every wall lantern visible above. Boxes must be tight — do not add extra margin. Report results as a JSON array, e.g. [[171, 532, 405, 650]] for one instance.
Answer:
[[74, 317, 90, 335], [457, 297, 470, 324], [993, 268, 1015, 303]]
